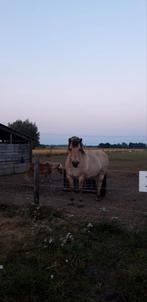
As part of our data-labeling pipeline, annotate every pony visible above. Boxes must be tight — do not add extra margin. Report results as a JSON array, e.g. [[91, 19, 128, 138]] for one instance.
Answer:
[[26, 161, 63, 182], [65, 136, 109, 200]]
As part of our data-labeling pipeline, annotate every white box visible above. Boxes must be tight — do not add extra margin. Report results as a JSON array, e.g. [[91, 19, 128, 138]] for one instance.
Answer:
[[139, 171, 147, 192]]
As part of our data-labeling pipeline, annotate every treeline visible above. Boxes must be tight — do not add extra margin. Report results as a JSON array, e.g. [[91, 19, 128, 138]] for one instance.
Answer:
[[39, 142, 147, 149], [97, 142, 147, 149]]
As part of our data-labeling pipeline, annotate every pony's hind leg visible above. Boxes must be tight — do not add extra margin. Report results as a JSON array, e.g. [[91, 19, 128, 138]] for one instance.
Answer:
[[96, 173, 106, 200], [78, 175, 85, 203], [100, 174, 107, 197], [66, 175, 75, 204]]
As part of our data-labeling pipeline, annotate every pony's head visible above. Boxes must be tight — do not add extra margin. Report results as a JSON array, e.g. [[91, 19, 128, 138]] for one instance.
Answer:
[[57, 163, 63, 174], [68, 136, 85, 168], [51, 162, 63, 174]]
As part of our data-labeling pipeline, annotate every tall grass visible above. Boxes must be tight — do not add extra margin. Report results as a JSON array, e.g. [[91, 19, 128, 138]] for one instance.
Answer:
[[32, 148, 147, 171], [33, 147, 146, 156], [0, 203, 147, 302], [33, 148, 67, 157]]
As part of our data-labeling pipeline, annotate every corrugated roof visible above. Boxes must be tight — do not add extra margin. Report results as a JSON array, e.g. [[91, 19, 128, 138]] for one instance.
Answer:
[[0, 123, 32, 142]]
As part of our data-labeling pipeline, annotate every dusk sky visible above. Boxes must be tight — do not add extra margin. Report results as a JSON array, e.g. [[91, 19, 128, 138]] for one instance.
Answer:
[[0, 0, 146, 145]]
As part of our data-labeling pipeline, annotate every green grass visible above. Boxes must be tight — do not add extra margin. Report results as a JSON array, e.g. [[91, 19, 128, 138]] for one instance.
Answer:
[[33, 149, 147, 171], [108, 150, 147, 171], [0, 204, 147, 302]]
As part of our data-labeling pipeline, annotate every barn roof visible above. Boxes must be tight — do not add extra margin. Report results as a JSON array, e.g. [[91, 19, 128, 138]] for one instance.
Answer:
[[0, 123, 32, 143]]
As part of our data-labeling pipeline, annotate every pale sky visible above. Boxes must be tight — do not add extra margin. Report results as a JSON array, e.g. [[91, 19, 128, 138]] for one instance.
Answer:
[[0, 0, 146, 145]]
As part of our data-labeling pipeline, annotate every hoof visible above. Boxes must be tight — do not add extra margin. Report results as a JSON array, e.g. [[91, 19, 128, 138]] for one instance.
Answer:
[[96, 195, 102, 201]]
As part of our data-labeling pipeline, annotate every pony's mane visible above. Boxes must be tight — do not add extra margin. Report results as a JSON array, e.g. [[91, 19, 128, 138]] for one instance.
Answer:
[[70, 136, 81, 147], [68, 136, 82, 148]]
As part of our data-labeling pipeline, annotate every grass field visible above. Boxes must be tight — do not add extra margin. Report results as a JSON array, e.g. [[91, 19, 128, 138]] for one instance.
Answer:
[[0, 204, 147, 302], [108, 149, 147, 171], [33, 147, 146, 157], [33, 148, 147, 171], [33, 147, 68, 157]]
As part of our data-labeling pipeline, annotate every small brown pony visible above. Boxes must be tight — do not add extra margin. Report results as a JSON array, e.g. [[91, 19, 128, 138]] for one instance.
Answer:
[[65, 136, 109, 200], [27, 161, 63, 182]]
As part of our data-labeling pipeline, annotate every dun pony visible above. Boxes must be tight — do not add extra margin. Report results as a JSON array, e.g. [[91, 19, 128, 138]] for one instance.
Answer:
[[65, 136, 109, 200]]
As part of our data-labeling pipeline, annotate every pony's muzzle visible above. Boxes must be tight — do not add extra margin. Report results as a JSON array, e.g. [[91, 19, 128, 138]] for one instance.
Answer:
[[57, 164, 63, 174], [72, 160, 79, 168]]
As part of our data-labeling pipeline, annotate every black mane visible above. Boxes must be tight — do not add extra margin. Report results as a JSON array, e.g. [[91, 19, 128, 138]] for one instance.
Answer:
[[69, 136, 81, 147]]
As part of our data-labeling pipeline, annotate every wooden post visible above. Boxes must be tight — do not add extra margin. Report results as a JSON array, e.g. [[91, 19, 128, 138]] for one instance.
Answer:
[[29, 141, 32, 163], [10, 134, 12, 144], [34, 156, 40, 204]]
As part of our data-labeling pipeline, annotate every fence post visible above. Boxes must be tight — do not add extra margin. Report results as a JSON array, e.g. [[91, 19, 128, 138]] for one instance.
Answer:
[[34, 156, 40, 204]]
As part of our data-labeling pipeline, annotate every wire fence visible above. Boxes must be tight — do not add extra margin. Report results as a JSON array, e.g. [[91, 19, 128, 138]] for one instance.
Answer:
[[0, 168, 143, 198], [0, 144, 146, 229], [0, 168, 147, 228]]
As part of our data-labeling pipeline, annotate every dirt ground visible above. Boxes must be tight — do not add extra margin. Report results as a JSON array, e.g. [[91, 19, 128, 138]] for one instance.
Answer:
[[0, 167, 147, 229]]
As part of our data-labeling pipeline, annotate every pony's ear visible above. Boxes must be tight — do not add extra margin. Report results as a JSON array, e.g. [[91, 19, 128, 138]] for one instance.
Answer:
[[79, 138, 85, 153], [68, 138, 72, 150]]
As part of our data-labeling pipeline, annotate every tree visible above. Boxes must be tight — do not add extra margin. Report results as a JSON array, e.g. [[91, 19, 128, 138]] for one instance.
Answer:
[[8, 119, 40, 147]]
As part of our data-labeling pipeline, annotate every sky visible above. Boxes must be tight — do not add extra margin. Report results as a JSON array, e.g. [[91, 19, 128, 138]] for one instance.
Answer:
[[0, 0, 146, 145]]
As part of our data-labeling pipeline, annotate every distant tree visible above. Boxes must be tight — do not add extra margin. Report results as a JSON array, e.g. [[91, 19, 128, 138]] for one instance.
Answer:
[[129, 142, 146, 149], [98, 142, 111, 148], [8, 119, 40, 147], [121, 142, 128, 148], [98, 141, 146, 149]]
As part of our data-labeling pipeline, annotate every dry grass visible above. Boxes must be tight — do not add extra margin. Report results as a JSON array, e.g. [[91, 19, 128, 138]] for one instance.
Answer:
[[33, 147, 146, 157], [33, 148, 67, 157]]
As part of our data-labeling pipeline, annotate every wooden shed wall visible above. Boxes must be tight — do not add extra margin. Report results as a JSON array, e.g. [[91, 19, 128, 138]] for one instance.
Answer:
[[0, 144, 31, 176]]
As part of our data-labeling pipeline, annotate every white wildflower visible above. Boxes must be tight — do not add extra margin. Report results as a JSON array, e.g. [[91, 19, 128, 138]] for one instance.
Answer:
[[111, 216, 119, 221], [68, 214, 74, 218], [87, 223, 93, 228], [50, 274, 54, 279], [65, 259, 69, 263], [49, 238, 53, 244], [0, 265, 4, 270], [99, 207, 107, 212], [60, 232, 74, 246], [65, 233, 73, 241]]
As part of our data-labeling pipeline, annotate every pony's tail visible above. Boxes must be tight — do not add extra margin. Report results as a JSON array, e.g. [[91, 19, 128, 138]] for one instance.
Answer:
[[100, 174, 107, 197]]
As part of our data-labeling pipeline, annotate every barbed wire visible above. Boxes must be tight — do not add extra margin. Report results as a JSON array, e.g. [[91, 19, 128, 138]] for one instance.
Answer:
[[0, 180, 146, 219], [0, 166, 145, 197], [0, 181, 142, 192]]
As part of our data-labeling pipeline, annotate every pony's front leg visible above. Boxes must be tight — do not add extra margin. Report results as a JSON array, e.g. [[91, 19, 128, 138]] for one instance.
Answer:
[[66, 175, 75, 203], [78, 175, 85, 202]]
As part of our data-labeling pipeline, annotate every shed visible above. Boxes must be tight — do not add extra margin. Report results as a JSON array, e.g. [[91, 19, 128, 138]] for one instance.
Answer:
[[0, 123, 32, 176]]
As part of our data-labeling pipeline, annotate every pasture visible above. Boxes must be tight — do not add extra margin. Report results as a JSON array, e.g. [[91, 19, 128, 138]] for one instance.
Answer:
[[0, 149, 147, 301]]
